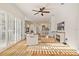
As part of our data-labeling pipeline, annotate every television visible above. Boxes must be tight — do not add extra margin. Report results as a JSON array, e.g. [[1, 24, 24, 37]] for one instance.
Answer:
[[57, 21, 64, 30]]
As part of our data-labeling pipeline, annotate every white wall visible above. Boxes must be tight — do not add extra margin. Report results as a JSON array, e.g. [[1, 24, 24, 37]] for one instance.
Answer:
[[51, 3, 79, 51], [50, 16, 57, 31]]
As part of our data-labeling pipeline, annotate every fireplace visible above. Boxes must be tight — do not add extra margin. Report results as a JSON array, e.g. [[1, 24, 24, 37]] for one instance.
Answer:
[[56, 34, 60, 42]]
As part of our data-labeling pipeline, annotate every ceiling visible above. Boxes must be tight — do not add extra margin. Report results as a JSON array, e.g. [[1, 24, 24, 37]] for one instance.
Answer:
[[15, 3, 59, 22]]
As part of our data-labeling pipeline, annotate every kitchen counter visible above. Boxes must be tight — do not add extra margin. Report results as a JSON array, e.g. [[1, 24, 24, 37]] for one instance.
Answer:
[[26, 34, 38, 45]]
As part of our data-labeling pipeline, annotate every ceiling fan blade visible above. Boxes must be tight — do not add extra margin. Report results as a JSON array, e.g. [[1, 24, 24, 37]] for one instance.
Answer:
[[41, 13, 43, 16], [40, 7, 45, 11], [42, 7, 45, 10], [40, 8, 42, 11], [34, 12, 39, 15], [42, 11, 50, 13], [32, 10, 39, 12]]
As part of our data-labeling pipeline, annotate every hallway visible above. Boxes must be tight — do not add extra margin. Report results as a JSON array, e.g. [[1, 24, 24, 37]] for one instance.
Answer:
[[0, 37, 78, 56]]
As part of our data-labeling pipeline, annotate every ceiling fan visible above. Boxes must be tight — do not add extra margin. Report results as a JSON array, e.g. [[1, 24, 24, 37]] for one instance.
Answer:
[[32, 7, 50, 16]]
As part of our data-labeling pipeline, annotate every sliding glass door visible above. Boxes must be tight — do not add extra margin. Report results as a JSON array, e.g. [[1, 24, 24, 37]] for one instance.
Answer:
[[7, 14, 16, 45], [15, 18, 21, 42], [0, 12, 7, 49], [0, 11, 23, 50]]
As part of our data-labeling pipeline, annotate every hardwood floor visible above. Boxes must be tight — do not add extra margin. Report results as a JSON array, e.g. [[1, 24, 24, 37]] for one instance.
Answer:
[[0, 37, 79, 56], [39, 36, 58, 43], [26, 43, 79, 56]]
